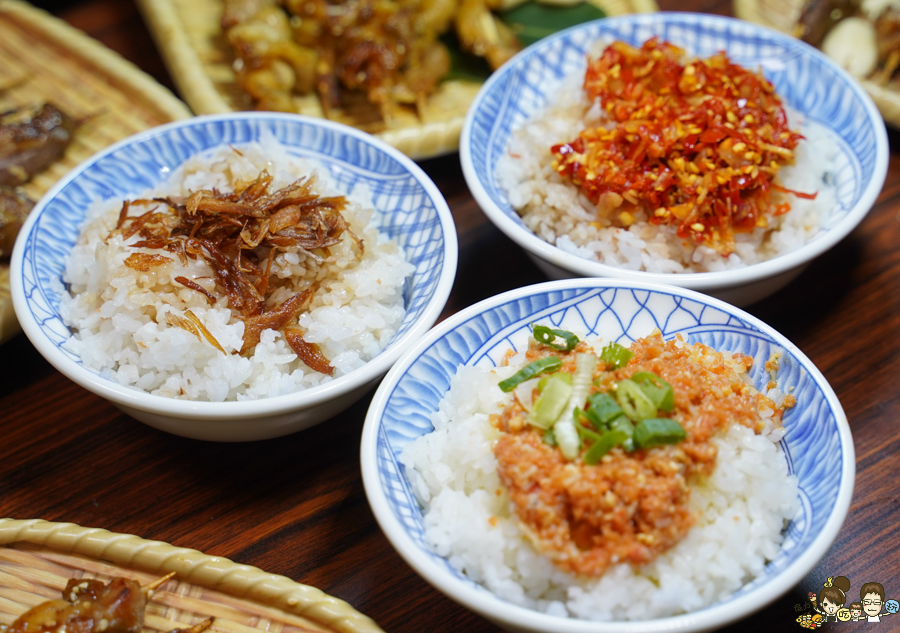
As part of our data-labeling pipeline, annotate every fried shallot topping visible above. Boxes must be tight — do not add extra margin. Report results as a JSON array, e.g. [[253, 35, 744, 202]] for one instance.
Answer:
[[112, 171, 360, 373]]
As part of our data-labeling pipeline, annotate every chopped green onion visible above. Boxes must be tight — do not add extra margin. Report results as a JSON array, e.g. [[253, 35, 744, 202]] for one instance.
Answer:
[[543, 428, 557, 446], [584, 429, 629, 465], [554, 416, 581, 460], [631, 371, 675, 412], [574, 419, 603, 443], [584, 392, 623, 428], [532, 324, 579, 351], [633, 417, 687, 449], [529, 375, 572, 429], [498, 356, 562, 392], [608, 415, 635, 452], [537, 371, 572, 393], [616, 379, 657, 421], [600, 342, 634, 369]]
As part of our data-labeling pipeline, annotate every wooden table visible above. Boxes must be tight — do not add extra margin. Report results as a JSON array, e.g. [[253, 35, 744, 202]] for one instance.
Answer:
[[2, 1, 898, 631]]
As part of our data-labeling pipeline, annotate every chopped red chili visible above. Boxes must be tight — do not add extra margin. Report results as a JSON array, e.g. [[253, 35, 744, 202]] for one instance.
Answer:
[[551, 38, 814, 256]]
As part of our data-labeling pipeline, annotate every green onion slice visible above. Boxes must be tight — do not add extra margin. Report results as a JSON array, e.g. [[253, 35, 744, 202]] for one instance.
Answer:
[[574, 418, 603, 443], [600, 342, 634, 369], [532, 324, 579, 351], [529, 375, 573, 429], [631, 371, 675, 412], [498, 356, 562, 392], [616, 378, 657, 421], [584, 392, 623, 428], [633, 417, 687, 449], [537, 371, 572, 393], [608, 415, 635, 452], [543, 428, 557, 446], [584, 429, 630, 465]]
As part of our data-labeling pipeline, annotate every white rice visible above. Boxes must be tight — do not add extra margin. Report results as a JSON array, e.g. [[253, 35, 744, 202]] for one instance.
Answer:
[[59, 136, 415, 401], [401, 359, 799, 621], [497, 67, 840, 273]]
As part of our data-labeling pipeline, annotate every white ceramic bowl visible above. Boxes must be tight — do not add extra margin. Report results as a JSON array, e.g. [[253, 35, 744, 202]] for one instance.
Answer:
[[361, 279, 854, 633], [11, 113, 457, 441], [460, 12, 889, 306]]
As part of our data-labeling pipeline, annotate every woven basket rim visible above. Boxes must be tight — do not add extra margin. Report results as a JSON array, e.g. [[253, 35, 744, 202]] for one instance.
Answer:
[[0, 519, 384, 633]]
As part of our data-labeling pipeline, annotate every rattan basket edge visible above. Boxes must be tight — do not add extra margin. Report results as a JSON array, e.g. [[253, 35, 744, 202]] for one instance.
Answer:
[[0, 519, 384, 633], [0, 0, 192, 123]]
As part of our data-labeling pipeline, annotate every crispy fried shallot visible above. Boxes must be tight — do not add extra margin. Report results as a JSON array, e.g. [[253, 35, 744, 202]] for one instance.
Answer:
[[110, 172, 360, 370], [124, 252, 173, 271], [165, 310, 227, 355], [284, 326, 334, 376]]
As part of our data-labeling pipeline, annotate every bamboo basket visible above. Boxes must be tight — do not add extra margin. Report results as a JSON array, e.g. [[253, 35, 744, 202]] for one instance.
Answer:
[[0, 0, 192, 344], [136, 0, 658, 161], [0, 520, 383, 633], [734, 0, 900, 127]]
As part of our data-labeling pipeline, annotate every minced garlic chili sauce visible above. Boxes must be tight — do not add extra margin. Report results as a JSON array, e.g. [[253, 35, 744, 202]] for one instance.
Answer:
[[551, 38, 810, 256], [491, 333, 788, 577]]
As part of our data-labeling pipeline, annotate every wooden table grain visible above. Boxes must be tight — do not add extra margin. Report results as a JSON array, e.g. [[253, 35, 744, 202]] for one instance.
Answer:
[[2, 1, 899, 631]]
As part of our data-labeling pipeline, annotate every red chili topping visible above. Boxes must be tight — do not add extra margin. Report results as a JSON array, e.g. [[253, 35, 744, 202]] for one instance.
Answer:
[[551, 38, 814, 256]]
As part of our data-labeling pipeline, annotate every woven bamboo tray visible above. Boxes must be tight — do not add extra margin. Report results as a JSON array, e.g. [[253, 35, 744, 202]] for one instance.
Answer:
[[734, 0, 900, 128], [136, 0, 657, 161], [0, 0, 192, 345], [0, 520, 383, 633]]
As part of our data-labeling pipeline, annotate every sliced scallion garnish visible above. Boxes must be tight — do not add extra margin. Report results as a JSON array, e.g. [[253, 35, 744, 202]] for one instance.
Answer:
[[537, 370, 572, 393], [616, 378, 657, 421], [608, 415, 635, 452], [543, 428, 557, 446], [498, 356, 562, 392], [529, 375, 573, 429], [633, 417, 687, 449], [600, 342, 634, 369], [583, 429, 630, 465], [584, 392, 623, 429], [631, 371, 675, 412], [532, 324, 579, 351]]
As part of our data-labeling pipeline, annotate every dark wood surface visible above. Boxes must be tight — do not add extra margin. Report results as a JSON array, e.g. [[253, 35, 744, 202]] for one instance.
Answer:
[[2, 0, 898, 631]]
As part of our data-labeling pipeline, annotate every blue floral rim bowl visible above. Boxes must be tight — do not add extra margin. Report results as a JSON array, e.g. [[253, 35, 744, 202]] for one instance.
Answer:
[[460, 12, 888, 307], [11, 113, 458, 441], [361, 278, 853, 633]]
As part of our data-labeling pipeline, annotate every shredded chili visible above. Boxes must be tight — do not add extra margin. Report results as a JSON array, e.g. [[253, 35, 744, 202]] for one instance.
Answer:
[[551, 38, 814, 256]]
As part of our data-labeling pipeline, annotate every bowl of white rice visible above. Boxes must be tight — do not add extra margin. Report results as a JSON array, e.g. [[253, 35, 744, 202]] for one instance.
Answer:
[[460, 12, 888, 307], [11, 113, 457, 441], [361, 279, 853, 632]]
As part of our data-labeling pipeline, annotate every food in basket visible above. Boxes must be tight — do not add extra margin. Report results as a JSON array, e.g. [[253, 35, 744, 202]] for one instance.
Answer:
[[0, 186, 32, 258], [401, 325, 798, 620], [59, 137, 414, 400], [796, 0, 900, 83], [0, 103, 77, 258], [0, 572, 213, 633], [0, 103, 78, 187], [498, 38, 839, 273], [220, 0, 607, 128], [222, 0, 519, 122]]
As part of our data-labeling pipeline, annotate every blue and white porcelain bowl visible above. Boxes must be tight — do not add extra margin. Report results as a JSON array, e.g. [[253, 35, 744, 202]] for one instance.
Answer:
[[11, 113, 457, 441], [361, 279, 853, 633], [460, 12, 888, 306]]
